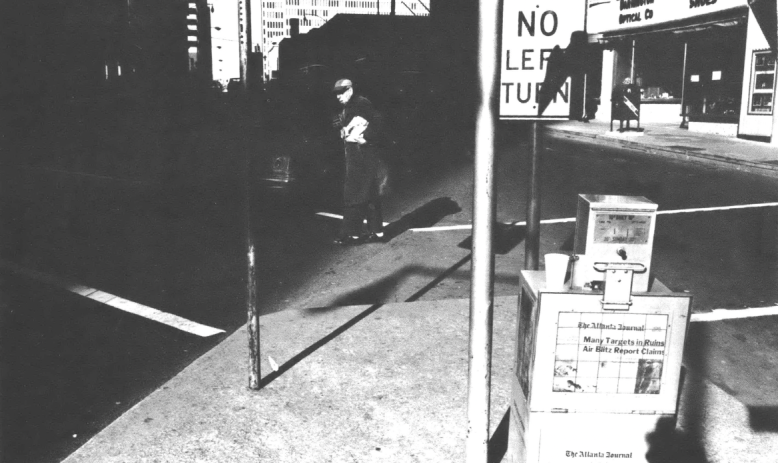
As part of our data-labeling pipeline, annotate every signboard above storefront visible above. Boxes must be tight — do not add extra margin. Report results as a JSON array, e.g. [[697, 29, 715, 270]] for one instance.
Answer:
[[587, 0, 748, 34], [500, 0, 586, 120]]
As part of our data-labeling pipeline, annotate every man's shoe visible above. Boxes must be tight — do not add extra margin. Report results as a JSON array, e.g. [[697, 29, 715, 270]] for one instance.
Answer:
[[334, 235, 366, 245]]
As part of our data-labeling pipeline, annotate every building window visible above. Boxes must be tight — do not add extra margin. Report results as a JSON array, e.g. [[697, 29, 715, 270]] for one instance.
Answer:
[[630, 36, 684, 103], [683, 22, 746, 122], [749, 50, 776, 115]]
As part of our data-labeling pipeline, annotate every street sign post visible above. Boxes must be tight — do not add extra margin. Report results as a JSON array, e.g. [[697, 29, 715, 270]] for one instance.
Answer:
[[500, 0, 586, 120], [467, 0, 500, 461], [239, 0, 261, 391], [500, 0, 586, 270]]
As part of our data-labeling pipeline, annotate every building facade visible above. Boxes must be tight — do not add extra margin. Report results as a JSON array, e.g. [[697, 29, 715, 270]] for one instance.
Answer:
[[588, 0, 778, 142], [257, 0, 430, 81], [187, 0, 215, 85], [2, 0, 213, 102]]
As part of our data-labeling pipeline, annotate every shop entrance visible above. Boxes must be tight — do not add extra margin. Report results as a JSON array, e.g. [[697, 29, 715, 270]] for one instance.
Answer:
[[610, 33, 687, 124]]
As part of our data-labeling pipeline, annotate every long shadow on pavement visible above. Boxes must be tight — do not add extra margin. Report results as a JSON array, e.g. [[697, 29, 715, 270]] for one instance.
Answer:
[[258, 253, 475, 389], [488, 409, 510, 463], [458, 223, 527, 255], [383, 197, 462, 241]]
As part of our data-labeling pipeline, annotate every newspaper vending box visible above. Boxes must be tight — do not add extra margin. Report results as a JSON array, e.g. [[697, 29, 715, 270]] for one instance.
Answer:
[[508, 195, 691, 463], [572, 195, 658, 293]]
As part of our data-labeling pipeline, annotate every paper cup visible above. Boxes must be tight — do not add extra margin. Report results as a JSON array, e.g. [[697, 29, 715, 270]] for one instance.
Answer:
[[545, 253, 570, 290]]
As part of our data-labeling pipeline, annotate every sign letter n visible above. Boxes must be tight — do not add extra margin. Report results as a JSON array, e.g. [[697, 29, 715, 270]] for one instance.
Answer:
[[519, 11, 535, 36]]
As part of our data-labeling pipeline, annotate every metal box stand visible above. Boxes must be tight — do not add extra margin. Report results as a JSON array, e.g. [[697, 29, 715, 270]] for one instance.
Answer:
[[508, 271, 692, 463]]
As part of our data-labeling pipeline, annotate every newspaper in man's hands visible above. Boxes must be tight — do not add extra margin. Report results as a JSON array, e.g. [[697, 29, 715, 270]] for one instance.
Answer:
[[342, 116, 369, 143]]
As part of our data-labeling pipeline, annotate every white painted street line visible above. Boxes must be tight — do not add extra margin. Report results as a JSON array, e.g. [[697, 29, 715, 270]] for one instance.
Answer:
[[411, 224, 474, 232], [106, 298, 224, 337], [315, 211, 390, 226], [410, 202, 778, 232], [656, 202, 778, 215], [410, 217, 576, 232], [316, 212, 344, 220], [0, 259, 225, 338], [691, 306, 778, 323]]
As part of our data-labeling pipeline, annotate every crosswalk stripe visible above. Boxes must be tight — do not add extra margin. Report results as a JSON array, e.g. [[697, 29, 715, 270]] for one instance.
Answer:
[[315, 211, 390, 226], [0, 260, 225, 338], [691, 306, 778, 322], [409, 202, 778, 232]]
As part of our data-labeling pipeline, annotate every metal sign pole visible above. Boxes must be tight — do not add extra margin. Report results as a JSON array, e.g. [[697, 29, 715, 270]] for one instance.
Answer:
[[525, 121, 541, 270], [679, 41, 689, 129], [466, 0, 499, 460], [239, 0, 261, 390]]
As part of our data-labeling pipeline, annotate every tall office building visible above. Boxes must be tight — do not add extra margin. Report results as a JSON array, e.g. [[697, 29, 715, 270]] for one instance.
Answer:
[[258, 0, 429, 81]]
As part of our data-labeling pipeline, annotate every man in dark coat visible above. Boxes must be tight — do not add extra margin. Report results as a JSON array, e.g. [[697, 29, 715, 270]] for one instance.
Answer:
[[331, 78, 387, 245], [612, 77, 640, 131]]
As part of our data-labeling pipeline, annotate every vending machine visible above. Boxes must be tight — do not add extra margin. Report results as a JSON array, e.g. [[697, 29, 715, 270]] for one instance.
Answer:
[[573, 194, 658, 293], [508, 196, 692, 463]]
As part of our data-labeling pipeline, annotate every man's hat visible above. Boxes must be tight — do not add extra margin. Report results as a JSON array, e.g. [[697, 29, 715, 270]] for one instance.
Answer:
[[332, 78, 353, 94]]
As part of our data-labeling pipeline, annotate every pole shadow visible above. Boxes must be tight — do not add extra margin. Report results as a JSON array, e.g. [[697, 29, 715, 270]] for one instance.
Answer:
[[259, 254, 474, 389], [487, 408, 510, 463], [383, 197, 462, 241], [651, 315, 713, 463], [258, 301, 386, 389], [458, 223, 527, 255], [304, 256, 477, 313]]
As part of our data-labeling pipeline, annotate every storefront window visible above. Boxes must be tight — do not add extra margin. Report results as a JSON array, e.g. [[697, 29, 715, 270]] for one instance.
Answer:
[[634, 36, 685, 103], [748, 50, 776, 115], [684, 22, 746, 123]]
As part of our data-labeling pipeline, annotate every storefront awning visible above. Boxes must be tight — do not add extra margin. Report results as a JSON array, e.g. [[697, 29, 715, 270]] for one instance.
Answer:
[[594, 7, 748, 42], [748, 0, 777, 50]]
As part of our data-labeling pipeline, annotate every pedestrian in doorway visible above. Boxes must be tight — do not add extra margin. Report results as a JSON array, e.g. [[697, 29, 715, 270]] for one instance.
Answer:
[[331, 78, 389, 245], [613, 77, 642, 131]]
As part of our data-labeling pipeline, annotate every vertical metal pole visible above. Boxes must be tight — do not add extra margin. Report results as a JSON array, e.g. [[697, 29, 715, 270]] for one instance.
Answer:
[[246, 163, 260, 389], [630, 39, 635, 81], [466, 0, 498, 461], [582, 73, 588, 120], [240, 0, 260, 390], [525, 122, 541, 271], [680, 41, 689, 129]]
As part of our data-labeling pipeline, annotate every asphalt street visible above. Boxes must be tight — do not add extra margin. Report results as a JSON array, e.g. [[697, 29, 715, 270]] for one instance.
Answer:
[[3, 125, 778, 462]]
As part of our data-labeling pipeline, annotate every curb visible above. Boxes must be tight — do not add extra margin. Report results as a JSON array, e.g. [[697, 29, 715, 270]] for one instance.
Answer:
[[544, 125, 778, 180]]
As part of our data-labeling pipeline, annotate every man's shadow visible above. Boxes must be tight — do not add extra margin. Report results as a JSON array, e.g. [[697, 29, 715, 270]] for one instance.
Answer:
[[644, 415, 708, 463]]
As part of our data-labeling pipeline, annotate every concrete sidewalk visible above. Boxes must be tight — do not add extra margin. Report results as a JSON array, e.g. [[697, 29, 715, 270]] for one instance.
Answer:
[[63, 297, 515, 463], [58, 120, 778, 463], [62, 296, 777, 463], [545, 120, 778, 179]]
